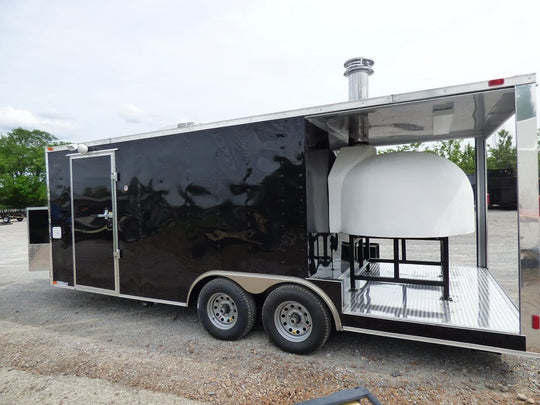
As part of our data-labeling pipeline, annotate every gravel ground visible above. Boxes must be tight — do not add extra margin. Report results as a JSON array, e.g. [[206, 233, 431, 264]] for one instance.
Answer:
[[1, 213, 540, 405]]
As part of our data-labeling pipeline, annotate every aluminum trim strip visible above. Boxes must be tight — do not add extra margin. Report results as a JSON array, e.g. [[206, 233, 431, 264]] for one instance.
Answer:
[[110, 151, 120, 294], [69, 155, 76, 285], [515, 82, 540, 351], [67, 148, 118, 158], [45, 152, 53, 283], [70, 151, 119, 291], [52, 284, 188, 307], [341, 326, 535, 358], [475, 138, 488, 268], [389, 74, 535, 104]]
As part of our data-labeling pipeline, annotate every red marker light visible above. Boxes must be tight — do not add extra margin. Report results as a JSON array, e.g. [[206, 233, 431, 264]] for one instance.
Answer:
[[488, 78, 505, 86], [532, 315, 539, 329], [47, 147, 54, 151]]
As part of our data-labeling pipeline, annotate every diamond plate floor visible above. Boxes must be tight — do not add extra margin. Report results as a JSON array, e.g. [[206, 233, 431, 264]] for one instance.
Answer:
[[341, 263, 519, 333]]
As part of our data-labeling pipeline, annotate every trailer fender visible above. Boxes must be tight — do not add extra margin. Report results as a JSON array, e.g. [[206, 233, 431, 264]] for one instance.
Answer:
[[187, 271, 342, 331]]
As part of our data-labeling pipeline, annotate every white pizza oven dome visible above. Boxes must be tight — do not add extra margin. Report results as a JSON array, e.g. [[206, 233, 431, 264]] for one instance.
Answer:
[[333, 151, 475, 238]]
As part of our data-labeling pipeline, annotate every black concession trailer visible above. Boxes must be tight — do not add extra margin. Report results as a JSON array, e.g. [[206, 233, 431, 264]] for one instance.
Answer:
[[39, 63, 540, 355]]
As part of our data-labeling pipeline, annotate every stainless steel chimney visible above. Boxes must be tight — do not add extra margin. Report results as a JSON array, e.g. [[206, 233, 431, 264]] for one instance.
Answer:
[[344, 57, 374, 101]]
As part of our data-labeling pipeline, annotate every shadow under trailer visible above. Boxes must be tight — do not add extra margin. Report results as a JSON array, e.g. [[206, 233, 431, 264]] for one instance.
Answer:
[[35, 58, 540, 355]]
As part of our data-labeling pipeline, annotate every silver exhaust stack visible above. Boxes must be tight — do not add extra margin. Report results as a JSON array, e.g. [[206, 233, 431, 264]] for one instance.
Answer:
[[344, 57, 374, 144], [344, 57, 374, 101]]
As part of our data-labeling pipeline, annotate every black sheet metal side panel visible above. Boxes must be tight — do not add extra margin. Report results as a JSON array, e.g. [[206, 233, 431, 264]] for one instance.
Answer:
[[341, 314, 526, 351], [109, 117, 307, 301], [48, 151, 74, 285]]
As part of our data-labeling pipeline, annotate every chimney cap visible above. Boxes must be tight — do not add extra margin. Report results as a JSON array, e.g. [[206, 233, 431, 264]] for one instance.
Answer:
[[344, 57, 374, 77]]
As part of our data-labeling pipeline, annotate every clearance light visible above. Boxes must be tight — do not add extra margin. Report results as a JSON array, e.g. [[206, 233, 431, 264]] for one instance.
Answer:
[[533, 315, 540, 329], [488, 78, 505, 86], [47, 147, 54, 151]]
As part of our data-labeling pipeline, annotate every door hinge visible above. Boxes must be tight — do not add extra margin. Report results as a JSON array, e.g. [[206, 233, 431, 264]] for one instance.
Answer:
[[111, 172, 119, 182], [113, 249, 122, 260]]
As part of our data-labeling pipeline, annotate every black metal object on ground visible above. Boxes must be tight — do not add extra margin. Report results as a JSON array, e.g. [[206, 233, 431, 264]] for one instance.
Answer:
[[294, 386, 382, 405]]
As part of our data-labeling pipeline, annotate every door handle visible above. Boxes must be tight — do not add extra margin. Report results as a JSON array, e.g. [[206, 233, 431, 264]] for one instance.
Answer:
[[97, 209, 113, 219]]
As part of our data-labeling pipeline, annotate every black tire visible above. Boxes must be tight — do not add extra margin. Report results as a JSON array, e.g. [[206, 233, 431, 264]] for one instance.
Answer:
[[17, 217, 23, 222], [262, 284, 332, 354], [197, 278, 256, 341], [2, 216, 10, 224]]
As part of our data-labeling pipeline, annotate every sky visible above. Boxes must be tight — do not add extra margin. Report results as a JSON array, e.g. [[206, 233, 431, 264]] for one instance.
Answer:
[[0, 0, 539, 144]]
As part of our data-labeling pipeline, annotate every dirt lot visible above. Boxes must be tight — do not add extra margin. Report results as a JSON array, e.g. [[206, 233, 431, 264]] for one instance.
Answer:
[[1, 213, 540, 404]]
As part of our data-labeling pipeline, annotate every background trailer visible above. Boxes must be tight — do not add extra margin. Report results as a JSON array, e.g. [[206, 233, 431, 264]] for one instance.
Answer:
[[41, 62, 539, 355]]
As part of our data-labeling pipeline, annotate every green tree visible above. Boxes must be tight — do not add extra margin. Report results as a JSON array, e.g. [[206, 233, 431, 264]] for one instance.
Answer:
[[0, 128, 63, 208], [380, 140, 476, 174], [376, 128, 539, 174], [378, 142, 423, 154], [459, 143, 476, 174], [425, 139, 462, 162], [487, 129, 516, 171], [425, 140, 476, 174]]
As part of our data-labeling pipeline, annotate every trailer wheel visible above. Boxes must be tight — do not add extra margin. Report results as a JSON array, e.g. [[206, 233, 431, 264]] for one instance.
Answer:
[[262, 284, 331, 354], [2, 216, 10, 223], [17, 217, 23, 222], [197, 278, 256, 341]]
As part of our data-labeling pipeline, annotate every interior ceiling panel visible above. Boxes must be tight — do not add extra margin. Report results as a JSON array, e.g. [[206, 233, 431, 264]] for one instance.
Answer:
[[306, 87, 516, 148]]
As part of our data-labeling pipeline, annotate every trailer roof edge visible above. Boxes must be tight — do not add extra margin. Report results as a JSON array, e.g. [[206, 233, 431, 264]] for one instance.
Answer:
[[48, 73, 536, 152]]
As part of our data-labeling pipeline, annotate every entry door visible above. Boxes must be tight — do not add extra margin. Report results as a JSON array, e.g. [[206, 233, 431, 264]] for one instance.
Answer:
[[71, 153, 118, 291]]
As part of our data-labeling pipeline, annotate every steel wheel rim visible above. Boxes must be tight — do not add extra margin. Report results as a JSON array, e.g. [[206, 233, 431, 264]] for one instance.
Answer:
[[207, 292, 238, 330], [274, 300, 312, 342]]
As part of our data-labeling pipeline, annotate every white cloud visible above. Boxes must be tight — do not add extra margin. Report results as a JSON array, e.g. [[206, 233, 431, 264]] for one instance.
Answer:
[[0, 1, 538, 143], [0, 106, 38, 129], [0, 106, 76, 137], [119, 104, 145, 124]]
